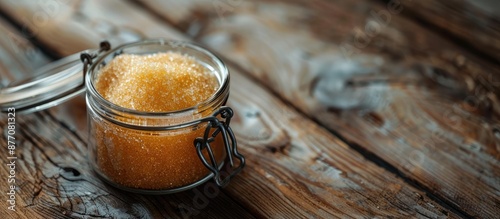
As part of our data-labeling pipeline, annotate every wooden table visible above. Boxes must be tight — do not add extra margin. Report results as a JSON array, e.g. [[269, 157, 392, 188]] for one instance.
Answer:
[[0, 0, 498, 218]]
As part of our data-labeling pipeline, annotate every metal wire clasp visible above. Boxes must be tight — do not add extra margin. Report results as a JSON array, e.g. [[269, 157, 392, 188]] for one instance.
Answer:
[[80, 41, 111, 80], [194, 106, 245, 187]]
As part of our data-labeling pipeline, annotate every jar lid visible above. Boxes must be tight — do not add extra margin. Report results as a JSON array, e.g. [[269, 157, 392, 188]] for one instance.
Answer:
[[0, 51, 88, 114], [0, 42, 110, 114]]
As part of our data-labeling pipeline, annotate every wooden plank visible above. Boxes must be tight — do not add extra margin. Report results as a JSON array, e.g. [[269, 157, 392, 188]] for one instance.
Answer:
[[0, 0, 185, 55], [398, 0, 500, 62], [0, 18, 50, 88], [136, 0, 500, 218], [0, 0, 459, 218]]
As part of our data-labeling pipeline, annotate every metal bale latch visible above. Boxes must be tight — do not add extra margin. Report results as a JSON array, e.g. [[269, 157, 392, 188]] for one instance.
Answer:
[[194, 106, 245, 187]]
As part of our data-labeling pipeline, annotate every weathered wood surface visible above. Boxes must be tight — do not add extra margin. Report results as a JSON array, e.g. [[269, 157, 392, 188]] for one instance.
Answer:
[[0, 18, 50, 88], [137, 0, 500, 218], [0, 0, 463, 218], [400, 0, 500, 62]]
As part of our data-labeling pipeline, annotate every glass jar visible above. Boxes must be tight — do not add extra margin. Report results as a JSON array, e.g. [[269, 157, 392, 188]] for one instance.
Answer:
[[85, 39, 245, 194], [0, 39, 245, 194]]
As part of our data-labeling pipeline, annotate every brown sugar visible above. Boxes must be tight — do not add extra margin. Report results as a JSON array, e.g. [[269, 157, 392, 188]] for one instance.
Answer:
[[92, 52, 224, 190], [95, 52, 219, 112]]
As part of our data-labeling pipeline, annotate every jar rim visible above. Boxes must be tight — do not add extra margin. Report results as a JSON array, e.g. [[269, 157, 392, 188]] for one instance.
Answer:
[[85, 39, 229, 118]]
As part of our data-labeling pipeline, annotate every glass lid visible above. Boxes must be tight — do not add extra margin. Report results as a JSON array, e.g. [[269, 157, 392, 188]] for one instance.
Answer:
[[0, 41, 109, 114], [0, 51, 90, 114]]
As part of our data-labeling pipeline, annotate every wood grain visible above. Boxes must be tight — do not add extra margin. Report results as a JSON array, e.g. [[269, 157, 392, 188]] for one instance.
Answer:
[[0, 18, 50, 88], [0, 0, 459, 218], [137, 0, 500, 218], [399, 0, 500, 62]]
